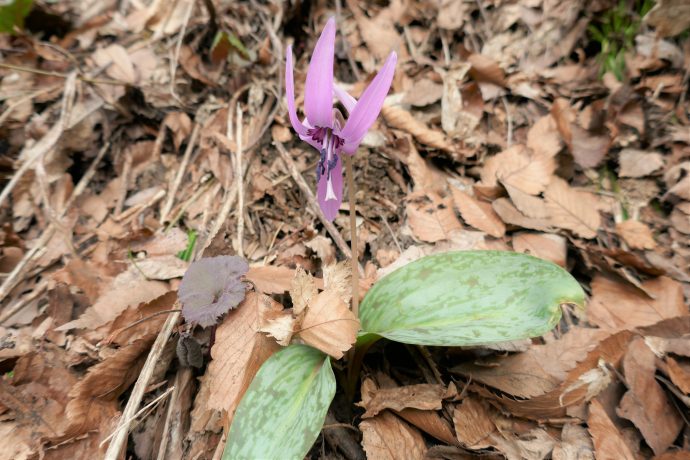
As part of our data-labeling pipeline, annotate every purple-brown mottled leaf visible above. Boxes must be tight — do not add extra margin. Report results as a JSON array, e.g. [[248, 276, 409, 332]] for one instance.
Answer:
[[178, 256, 249, 327]]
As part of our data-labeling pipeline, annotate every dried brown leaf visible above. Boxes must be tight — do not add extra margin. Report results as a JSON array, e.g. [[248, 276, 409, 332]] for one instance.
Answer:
[[569, 124, 610, 169], [65, 339, 152, 436], [645, 0, 690, 37], [619, 149, 665, 178], [666, 357, 690, 394], [492, 198, 553, 232], [527, 115, 563, 159], [504, 183, 551, 219], [544, 178, 601, 239], [323, 261, 352, 305], [245, 265, 295, 294], [483, 145, 555, 195], [258, 307, 295, 347], [56, 268, 169, 333], [396, 408, 457, 446], [304, 235, 336, 265], [451, 188, 506, 237], [616, 220, 657, 250], [588, 399, 635, 460], [588, 276, 686, 331], [289, 266, 317, 317], [512, 232, 567, 267], [358, 384, 451, 418], [453, 396, 496, 448], [406, 191, 462, 242], [616, 338, 683, 455], [382, 105, 454, 152], [298, 290, 359, 359], [454, 327, 610, 398], [360, 411, 427, 460], [552, 424, 594, 460], [469, 331, 633, 419], [207, 292, 281, 421]]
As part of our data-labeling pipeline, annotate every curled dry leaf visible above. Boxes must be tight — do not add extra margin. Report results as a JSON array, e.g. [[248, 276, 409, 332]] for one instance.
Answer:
[[406, 191, 462, 242], [616, 338, 683, 455], [178, 256, 249, 327], [616, 220, 657, 250], [297, 289, 359, 359], [588, 399, 636, 460], [359, 379, 427, 460], [588, 276, 685, 331], [619, 149, 665, 178], [207, 292, 281, 422], [454, 327, 610, 398], [323, 261, 352, 305], [666, 357, 690, 394], [289, 266, 317, 317], [552, 424, 594, 460], [381, 105, 454, 152], [469, 331, 632, 420], [512, 232, 567, 267], [56, 267, 169, 333], [504, 182, 551, 219], [358, 383, 453, 418], [451, 187, 505, 238], [544, 178, 601, 239], [452, 396, 496, 448], [65, 339, 153, 437], [245, 265, 296, 294], [481, 145, 555, 195], [492, 197, 553, 232]]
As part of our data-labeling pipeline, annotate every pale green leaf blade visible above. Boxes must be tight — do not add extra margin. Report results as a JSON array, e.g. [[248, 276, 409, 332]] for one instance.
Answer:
[[359, 251, 585, 346], [223, 344, 335, 460]]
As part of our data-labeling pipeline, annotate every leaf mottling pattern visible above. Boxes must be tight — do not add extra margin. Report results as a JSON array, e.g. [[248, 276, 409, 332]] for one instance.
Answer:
[[359, 250, 585, 346], [224, 344, 335, 460]]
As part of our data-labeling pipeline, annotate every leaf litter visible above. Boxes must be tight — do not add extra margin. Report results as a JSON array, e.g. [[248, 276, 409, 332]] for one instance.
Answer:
[[1, 0, 690, 459]]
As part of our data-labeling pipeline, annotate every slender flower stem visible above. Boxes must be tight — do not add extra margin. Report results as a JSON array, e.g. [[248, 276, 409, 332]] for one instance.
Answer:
[[344, 154, 359, 318]]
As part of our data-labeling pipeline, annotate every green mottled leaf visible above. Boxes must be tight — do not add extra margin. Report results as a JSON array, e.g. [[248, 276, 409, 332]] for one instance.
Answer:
[[224, 344, 335, 460], [360, 251, 585, 346], [0, 0, 32, 34]]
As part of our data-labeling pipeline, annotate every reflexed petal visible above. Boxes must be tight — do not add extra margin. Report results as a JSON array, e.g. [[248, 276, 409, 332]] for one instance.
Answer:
[[285, 45, 308, 137], [316, 156, 343, 221], [340, 51, 397, 155], [304, 17, 336, 128], [333, 85, 357, 114]]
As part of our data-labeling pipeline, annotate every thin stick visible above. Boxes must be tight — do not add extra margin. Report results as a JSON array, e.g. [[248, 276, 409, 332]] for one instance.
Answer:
[[103, 310, 180, 459], [235, 104, 245, 257], [160, 122, 200, 224], [274, 141, 351, 258], [344, 155, 359, 317], [100, 385, 175, 448]]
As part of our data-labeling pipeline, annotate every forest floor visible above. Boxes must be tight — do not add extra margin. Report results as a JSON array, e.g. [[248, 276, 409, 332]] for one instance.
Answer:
[[1, 0, 690, 459]]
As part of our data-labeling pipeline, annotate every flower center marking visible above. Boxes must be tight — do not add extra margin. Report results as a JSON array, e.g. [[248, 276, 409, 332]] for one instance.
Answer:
[[310, 127, 344, 202]]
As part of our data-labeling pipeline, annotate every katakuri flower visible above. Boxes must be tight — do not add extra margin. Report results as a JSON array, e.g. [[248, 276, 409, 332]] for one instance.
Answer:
[[286, 17, 397, 221]]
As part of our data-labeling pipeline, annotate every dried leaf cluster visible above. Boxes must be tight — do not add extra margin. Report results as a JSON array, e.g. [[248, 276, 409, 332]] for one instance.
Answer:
[[1, 0, 690, 459]]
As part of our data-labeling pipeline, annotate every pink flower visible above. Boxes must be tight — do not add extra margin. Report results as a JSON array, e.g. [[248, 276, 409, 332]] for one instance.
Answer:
[[286, 17, 397, 221]]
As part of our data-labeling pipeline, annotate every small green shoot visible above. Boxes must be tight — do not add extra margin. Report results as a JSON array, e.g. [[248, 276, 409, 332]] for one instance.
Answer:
[[210, 30, 251, 65], [177, 229, 198, 262], [588, 0, 654, 80]]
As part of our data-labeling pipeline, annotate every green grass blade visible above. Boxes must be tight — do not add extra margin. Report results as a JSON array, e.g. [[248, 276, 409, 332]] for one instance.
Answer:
[[359, 251, 585, 346], [223, 344, 335, 460]]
